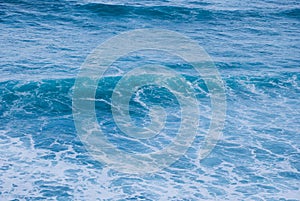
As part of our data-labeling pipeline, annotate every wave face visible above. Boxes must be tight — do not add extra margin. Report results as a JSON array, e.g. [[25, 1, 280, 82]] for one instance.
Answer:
[[1, 0, 300, 200]]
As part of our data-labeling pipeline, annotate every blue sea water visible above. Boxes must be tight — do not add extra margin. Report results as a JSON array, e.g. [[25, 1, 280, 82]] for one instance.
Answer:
[[0, 0, 300, 200]]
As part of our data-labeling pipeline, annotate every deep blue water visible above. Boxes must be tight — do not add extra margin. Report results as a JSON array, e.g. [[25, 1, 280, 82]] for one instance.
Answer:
[[1, 0, 300, 200]]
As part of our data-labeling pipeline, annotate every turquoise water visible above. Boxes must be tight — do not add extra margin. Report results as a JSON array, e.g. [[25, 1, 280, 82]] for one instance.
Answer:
[[1, 0, 300, 200]]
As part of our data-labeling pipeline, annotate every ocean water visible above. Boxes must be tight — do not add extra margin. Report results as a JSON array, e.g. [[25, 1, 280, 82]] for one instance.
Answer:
[[1, 0, 300, 200]]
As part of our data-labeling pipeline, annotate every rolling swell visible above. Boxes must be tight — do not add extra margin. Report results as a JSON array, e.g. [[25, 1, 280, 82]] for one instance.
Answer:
[[280, 8, 300, 20], [1, 70, 298, 121], [0, 79, 73, 119], [79, 3, 213, 21], [2, 0, 300, 22], [77, 2, 300, 22]]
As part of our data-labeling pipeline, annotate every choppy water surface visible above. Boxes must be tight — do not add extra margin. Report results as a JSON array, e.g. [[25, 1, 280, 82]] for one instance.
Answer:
[[0, 0, 300, 200]]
